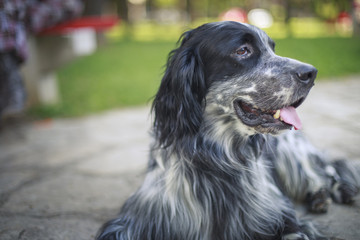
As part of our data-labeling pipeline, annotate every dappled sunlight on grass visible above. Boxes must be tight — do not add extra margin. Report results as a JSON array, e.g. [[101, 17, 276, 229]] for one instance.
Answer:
[[106, 17, 353, 42], [106, 22, 185, 42], [289, 18, 331, 38], [289, 18, 352, 38], [264, 22, 288, 39], [132, 23, 186, 41]]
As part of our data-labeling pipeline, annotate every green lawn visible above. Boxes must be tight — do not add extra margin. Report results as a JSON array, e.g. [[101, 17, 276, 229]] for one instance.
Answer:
[[30, 40, 175, 117], [29, 37, 360, 118], [275, 38, 360, 78]]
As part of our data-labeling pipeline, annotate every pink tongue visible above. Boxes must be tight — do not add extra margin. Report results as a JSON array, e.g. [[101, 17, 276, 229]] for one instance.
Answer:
[[280, 106, 302, 130]]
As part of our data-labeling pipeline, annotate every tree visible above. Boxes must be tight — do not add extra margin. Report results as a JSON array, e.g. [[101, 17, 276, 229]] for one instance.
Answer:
[[117, 0, 129, 23], [353, 0, 360, 37]]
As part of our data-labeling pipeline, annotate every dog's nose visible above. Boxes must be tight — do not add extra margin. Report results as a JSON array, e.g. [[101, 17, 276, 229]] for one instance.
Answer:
[[295, 65, 317, 84]]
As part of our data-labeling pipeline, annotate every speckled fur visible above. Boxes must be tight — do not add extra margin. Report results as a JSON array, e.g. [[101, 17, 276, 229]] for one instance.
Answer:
[[97, 22, 359, 240]]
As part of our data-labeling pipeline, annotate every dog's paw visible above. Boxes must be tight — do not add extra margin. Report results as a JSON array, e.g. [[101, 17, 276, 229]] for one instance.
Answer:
[[331, 181, 359, 204], [306, 188, 331, 213], [282, 232, 310, 240]]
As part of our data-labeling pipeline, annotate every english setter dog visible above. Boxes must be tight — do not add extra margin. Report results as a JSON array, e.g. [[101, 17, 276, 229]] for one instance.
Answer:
[[97, 21, 359, 240]]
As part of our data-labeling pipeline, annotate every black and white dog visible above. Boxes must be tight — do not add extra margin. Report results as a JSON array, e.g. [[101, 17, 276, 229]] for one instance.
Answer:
[[97, 21, 359, 240]]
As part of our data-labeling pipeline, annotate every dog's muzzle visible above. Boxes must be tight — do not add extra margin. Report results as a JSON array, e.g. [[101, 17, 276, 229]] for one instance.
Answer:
[[234, 61, 317, 132]]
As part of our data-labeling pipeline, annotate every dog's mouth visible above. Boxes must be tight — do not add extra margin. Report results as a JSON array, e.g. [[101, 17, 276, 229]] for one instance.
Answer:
[[233, 98, 305, 130]]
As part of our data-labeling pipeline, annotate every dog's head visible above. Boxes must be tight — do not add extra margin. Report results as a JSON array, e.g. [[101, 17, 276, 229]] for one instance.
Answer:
[[152, 21, 317, 147]]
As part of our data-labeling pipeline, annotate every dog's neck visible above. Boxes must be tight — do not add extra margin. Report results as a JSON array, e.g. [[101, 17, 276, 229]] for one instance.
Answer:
[[151, 132, 266, 174]]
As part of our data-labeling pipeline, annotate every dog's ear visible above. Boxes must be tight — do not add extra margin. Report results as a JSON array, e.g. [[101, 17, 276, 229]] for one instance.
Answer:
[[152, 30, 206, 148]]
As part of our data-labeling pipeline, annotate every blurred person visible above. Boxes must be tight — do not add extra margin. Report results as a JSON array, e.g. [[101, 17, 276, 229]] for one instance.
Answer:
[[0, 0, 83, 118]]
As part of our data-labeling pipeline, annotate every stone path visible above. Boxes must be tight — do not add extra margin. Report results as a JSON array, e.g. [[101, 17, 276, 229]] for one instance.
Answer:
[[0, 76, 359, 240]]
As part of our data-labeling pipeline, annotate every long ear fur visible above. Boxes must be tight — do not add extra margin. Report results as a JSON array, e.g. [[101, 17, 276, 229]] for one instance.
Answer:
[[152, 30, 206, 148]]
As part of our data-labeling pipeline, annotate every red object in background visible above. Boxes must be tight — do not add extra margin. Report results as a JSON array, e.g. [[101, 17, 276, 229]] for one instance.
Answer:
[[220, 8, 247, 23], [337, 12, 351, 23], [39, 16, 119, 35]]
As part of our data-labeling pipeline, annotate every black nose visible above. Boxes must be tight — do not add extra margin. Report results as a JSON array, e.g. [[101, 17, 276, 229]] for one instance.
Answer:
[[295, 65, 317, 84]]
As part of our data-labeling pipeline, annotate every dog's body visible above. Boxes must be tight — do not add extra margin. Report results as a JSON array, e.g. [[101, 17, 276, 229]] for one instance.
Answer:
[[97, 22, 359, 240]]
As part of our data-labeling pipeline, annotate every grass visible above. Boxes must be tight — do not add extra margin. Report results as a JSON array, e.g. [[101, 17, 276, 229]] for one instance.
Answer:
[[274, 38, 360, 78], [29, 36, 360, 118], [30, 40, 175, 117]]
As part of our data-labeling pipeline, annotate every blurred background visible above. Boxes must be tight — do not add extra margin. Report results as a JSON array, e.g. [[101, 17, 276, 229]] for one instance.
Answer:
[[1, 0, 360, 120], [1, 2, 360, 239]]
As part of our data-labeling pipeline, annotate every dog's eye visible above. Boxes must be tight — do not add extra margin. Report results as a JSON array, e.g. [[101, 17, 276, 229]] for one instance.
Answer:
[[236, 47, 251, 57]]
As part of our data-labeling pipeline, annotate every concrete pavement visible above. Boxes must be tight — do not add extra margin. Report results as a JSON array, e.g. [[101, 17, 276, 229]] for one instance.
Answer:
[[0, 76, 359, 240]]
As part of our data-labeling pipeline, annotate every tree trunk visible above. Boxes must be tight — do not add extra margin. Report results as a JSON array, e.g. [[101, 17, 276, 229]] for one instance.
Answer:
[[117, 0, 129, 23], [185, 0, 192, 22], [146, 0, 154, 19], [353, 0, 360, 37], [284, 0, 293, 37]]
